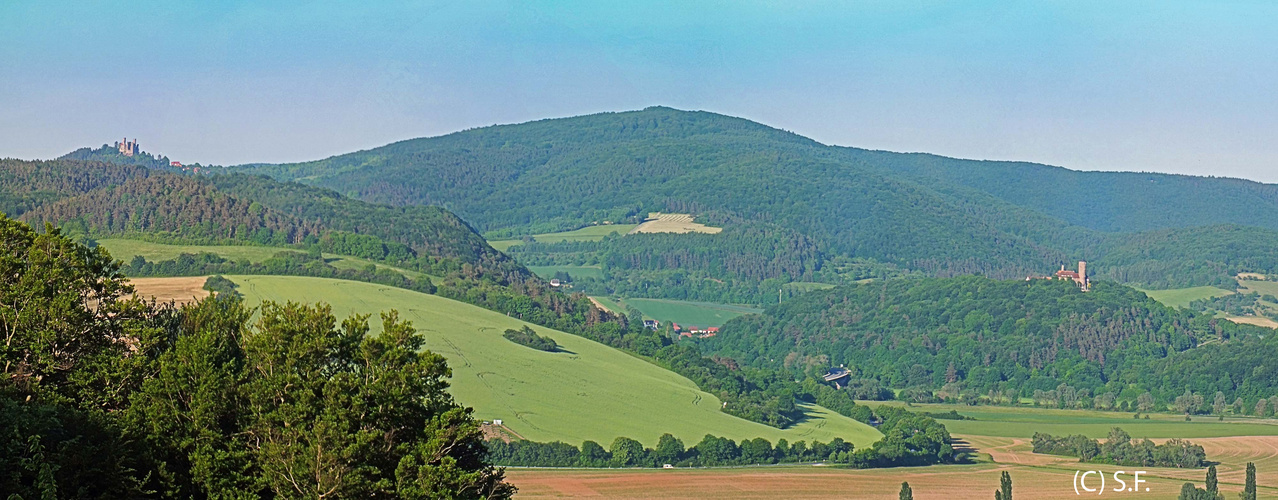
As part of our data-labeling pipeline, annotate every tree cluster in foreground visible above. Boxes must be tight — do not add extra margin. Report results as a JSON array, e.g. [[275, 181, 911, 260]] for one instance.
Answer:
[[0, 216, 512, 498], [487, 405, 955, 469], [502, 326, 561, 352], [1032, 428, 1206, 468]]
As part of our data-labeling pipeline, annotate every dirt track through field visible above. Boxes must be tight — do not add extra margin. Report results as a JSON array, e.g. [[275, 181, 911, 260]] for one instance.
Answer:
[[129, 276, 209, 305]]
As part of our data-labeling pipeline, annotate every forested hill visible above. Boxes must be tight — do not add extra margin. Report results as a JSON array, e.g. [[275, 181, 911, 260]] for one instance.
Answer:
[[234, 107, 1278, 288], [0, 158, 521, 277], [841, 149, 1278, 233], [60, 144, 177, 171], [703, 276, 1278, 408]]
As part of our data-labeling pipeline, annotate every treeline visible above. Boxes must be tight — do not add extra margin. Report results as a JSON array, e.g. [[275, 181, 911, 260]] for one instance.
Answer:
[[487, 406, 954, 469], [121, 250, 436, 294], [1032, 428, 1206, 468], [0, 216, 512, 498], [706, 276, 1278, 408]]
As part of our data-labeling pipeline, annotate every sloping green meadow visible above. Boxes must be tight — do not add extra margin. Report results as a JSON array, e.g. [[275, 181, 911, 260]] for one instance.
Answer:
[[98, 238, 436, 282], [1138, 285, 1234, 309], [229, 275, 880, 448]]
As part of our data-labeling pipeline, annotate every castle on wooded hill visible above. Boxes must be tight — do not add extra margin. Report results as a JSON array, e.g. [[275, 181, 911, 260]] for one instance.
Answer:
[[115, 137, 139, 157], [1028, 261, 1090, 291]]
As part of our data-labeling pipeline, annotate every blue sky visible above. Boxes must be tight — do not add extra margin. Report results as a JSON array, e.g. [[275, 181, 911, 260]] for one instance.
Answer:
[[2, 1, 1275, 181]]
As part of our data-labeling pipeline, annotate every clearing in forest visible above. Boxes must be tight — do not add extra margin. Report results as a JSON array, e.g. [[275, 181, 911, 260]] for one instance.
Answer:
[[487, 224, 638, 251], [1138, 285, 1233, 309], [629, 213, 723, 234]]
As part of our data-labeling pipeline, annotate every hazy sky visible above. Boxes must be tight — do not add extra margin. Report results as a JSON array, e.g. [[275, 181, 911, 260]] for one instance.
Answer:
[[3, 1, 1275, 182]]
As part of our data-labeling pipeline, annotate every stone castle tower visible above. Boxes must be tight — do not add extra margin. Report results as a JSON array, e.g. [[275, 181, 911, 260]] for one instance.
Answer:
[[115, 137, 139, 157]]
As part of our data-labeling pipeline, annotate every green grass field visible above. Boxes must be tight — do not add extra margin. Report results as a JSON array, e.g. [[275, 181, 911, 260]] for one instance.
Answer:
[[487, 224, 638, 252], [228, 275, 880, 448], [862, 401, 1278, 439], [526, 265, 604, 280], [1138, 285, 1234, 309], [98, 238, 436, 282], [98, 238, 286, 263], [783, 282, 836, 293], [1240, 279, 1278, 297], [624, 298, 762, 327]]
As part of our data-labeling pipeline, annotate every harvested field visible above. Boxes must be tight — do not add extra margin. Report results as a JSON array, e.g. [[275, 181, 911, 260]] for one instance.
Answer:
[[506, 434, 1278, 499], [505, 463, 1204, 499], [129, 276, 210, 305], [1226, 315, 1278, 328], [630, 213, 722, 234]]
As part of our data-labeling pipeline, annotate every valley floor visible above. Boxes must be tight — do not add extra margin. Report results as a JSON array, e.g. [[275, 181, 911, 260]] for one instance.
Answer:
[[506, 434, 1278, 499], [507, 403, 1278, 498]]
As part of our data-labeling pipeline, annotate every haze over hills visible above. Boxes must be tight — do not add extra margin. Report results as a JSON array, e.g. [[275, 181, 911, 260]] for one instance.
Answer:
[[234, 107, 1278, 291]]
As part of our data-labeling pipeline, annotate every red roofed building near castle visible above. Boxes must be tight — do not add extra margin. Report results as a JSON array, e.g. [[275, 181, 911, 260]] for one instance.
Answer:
[[1048, 261, 1090, 291]]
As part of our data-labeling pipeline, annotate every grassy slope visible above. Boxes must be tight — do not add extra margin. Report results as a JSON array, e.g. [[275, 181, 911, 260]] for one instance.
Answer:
[[1240, 280, 1278, 297], [863, 401, 1278, 439], [488, 224, 638, 251], [229, 275, 880, 447], [98, 238, 437, 282], [1138, 285, 1234, 309], [587, 296, 763, 327], [624, 298, 762, 327], [526, 265, 604, 280]]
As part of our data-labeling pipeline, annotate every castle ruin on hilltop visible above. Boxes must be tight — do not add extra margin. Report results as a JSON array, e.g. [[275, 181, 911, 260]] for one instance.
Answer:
[[1028, 261, 1090, 291], [115, 137, 139, 157]]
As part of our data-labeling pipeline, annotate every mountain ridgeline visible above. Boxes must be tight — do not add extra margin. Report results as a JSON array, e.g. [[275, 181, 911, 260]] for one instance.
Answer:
[[235, 107, 1278, 294]]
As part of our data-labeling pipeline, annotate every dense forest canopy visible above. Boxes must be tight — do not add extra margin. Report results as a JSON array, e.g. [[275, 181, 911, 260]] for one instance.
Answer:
[[705, 276, 1278, 408], [0, 215, 513, 498], [236, 107, 1278, 290]]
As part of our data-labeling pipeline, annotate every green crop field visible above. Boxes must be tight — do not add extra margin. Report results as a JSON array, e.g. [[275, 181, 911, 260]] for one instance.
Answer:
[[527, 265, 604, 280], [624, 298, 762, 327], [98, 238, 285, 263], [98, 238, 435, 282], [588, 296, 624, 314], [1138, 285, 1234, 309], [487, 224, 638, 252], [862, 401, 1278, 439], [228, 275, 880, 448], [1240, 279, 1278, 297]]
